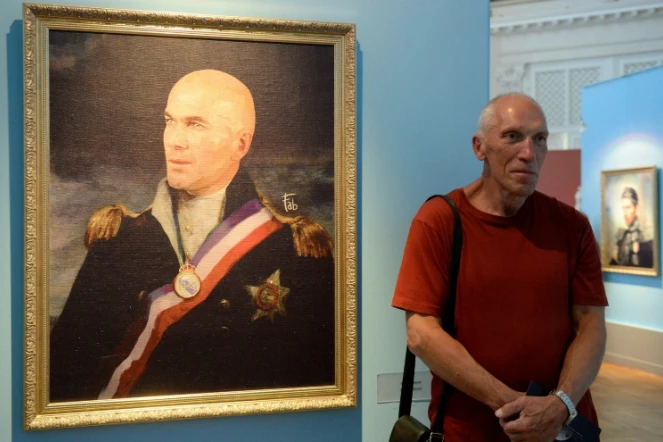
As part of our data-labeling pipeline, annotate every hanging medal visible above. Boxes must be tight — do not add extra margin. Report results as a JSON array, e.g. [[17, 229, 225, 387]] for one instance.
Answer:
[[173, 261, 201, 299]]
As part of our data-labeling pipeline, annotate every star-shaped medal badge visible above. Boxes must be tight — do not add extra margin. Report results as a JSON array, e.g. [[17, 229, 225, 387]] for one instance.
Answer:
[[245, 269, 290, 321]]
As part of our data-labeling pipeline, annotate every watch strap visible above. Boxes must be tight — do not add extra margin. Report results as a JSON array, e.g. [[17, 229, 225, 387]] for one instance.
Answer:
[[550, 389, 578, 425]]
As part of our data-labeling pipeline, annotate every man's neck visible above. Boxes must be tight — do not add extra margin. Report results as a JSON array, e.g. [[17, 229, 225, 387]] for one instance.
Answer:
[[179, 186, 227, 203], [176, 187, 227, 260], [464, 177, 529, 217]]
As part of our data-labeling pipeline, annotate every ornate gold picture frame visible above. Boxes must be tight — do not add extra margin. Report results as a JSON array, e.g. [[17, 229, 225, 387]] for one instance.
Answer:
[[24, 3, 356, 430], [600, 166, 658, 276]]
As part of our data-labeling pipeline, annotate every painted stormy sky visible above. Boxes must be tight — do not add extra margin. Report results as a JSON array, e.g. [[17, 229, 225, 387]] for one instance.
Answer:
[[49, 31, 335, 317]]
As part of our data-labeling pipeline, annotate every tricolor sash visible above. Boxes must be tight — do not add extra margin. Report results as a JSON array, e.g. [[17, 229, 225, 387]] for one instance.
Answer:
[[98, 199, 282, 399]]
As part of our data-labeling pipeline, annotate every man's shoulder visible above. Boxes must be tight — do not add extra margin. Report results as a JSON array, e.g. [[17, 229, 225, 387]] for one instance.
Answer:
[[532, 191, 587, 224], [258, 194, 334, 259], [416, 189, 462, 222], [532, 190, 574, 211], [638, 223, 655, 242], [84, 203, 156, 249], [403, 190, 461, 244]]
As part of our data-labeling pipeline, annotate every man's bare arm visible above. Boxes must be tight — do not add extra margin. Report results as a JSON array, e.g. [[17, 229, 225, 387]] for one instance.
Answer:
[[497, 306, 606, 441], [556, 305, 607, 404], [407, 312, 520, 411]]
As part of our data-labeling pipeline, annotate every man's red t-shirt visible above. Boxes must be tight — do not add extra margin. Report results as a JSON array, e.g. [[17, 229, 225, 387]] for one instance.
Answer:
[[392, 189, 608, 442]]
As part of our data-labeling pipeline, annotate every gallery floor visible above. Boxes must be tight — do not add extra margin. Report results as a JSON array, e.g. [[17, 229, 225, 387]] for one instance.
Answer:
[[592, 362, 663, 441]]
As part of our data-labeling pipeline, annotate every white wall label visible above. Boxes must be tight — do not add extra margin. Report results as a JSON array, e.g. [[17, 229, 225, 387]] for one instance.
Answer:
[[376, 371, 433, 404]]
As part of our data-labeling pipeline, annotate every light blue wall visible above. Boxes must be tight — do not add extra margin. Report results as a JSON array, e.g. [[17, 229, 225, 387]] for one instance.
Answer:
[[582, 66, 663, 333], [0, 0, 489, 441]]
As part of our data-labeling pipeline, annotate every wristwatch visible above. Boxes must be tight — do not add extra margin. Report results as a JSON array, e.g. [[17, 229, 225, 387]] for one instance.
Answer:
[[550, 389, 578, 425]]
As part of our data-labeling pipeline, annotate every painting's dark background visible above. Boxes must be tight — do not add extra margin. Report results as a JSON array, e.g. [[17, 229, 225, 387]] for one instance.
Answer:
[[48, 31, 335, 317]]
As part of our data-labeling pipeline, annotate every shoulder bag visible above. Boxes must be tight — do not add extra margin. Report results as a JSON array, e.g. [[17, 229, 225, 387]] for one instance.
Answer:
[[389, 194, 463, 442]]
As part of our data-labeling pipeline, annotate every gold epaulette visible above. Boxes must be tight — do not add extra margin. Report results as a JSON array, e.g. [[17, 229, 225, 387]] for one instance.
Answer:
[[84, 203, 141, 249], [258, 192, 333, 258], [288, 216, 334, 258]]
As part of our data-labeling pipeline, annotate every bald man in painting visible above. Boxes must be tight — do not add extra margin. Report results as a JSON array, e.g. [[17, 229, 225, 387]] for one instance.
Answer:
[[50, 70, 335, 401]]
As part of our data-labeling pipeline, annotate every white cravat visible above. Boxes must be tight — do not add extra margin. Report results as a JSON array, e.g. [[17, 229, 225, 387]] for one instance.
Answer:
[[177, 188, 226, 260]]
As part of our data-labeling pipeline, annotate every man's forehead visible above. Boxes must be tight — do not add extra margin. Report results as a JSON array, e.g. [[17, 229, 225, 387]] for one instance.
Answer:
[[494, 99, 546, 129], [496, 97, 543, 116], [169, 82, 239, 104], [166, 88, 240, 116]]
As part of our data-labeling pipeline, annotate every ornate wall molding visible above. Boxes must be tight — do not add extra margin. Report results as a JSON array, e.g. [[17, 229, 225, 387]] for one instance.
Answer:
[[491, 4, 663, 35], [494, 64, 526, 94]]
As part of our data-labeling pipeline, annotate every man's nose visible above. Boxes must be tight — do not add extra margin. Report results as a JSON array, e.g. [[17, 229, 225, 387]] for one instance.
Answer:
[[518, 137, 536, 162], [166, 125, 187, 149]]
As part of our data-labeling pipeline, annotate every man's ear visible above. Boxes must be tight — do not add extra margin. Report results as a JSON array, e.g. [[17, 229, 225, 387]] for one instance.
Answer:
[[472, 135, 486, 161], [232, 132, 253, 161]]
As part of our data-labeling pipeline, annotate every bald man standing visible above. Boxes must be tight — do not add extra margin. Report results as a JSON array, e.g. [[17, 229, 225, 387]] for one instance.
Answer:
[[50, 70, 335, 401], [392, 94, 607, 441]]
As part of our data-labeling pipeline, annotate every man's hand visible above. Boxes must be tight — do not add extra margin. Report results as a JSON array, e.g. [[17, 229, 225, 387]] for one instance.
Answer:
[[495, 395, 568, 442]]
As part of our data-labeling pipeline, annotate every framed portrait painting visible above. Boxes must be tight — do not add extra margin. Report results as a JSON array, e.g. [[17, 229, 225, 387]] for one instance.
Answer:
[[600, 166, 658, 276], [23, 3, 356, 430]]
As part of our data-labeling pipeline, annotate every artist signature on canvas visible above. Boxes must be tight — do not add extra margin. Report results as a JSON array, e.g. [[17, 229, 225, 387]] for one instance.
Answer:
[[282, 193, 298, 212]]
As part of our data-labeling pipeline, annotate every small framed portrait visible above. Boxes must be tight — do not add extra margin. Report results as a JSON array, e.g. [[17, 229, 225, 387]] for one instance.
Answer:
[[601, 166, 659, 276], [23, 3, 356, 430]]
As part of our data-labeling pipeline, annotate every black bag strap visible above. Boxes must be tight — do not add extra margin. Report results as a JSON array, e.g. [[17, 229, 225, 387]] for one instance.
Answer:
[[397, 194, 463, 434]]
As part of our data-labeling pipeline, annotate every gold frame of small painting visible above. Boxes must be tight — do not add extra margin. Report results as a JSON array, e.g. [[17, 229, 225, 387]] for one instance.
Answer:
[[23, 3, 356, 430]]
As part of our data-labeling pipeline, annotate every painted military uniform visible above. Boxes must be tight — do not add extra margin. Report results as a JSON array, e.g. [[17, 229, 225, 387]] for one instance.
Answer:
[[612, 217, 654, 268], [50, 168, 335, 402]]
